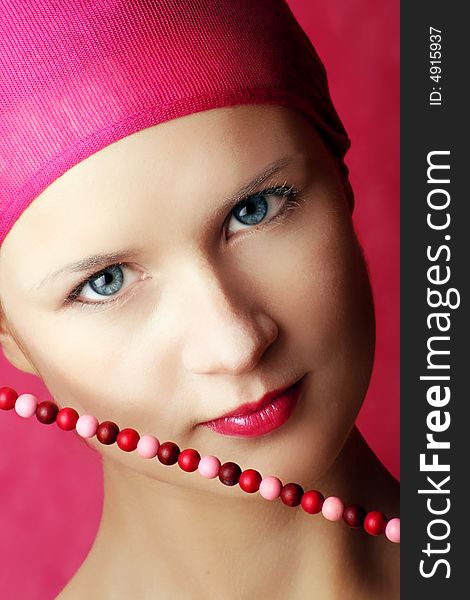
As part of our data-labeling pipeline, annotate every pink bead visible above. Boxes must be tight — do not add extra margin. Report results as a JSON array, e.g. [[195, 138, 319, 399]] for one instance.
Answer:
[[14, 393, 38, 418], [259, 476, 282, 500], [198, 455, 221, 478], [137, 435, 160, 458], [385, 518, 400, 543], [322, 496, 345, 521], [75, 414, 99, 438]]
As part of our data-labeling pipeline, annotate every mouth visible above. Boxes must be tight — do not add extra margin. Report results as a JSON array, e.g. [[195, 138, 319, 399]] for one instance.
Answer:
[[197, 374, 306, 438]]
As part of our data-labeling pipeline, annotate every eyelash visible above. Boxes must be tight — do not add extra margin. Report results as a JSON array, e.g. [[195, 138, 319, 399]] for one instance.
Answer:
[[64, 261, 132, 310], [228, 183, 301, 235], [65, 183, 302, 310]]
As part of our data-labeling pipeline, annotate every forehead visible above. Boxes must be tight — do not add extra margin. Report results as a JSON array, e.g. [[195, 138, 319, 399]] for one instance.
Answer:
[[36, 103, 320, 199], [0, 104, 328, 288]]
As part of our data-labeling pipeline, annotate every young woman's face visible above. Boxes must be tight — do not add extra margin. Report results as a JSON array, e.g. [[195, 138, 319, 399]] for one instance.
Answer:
[[0, 105, 375, 491]]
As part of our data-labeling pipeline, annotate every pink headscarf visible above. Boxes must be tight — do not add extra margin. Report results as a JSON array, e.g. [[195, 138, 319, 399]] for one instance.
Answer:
[[0, 0, 351, 246]]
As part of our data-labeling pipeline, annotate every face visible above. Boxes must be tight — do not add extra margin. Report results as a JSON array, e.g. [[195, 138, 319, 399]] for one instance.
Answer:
[[0, 104, 375, 492]]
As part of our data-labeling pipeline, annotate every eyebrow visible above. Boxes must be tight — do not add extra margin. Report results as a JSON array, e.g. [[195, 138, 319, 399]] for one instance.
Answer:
[[34, 154, 298, 291], [33, 248, 143, 292]]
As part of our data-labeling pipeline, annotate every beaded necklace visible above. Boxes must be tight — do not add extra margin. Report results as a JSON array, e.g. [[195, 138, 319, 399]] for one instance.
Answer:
[[0, 386, 400, 543]]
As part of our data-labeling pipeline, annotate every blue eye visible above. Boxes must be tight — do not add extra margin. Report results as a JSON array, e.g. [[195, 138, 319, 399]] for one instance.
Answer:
[[227, 185, 300, 236], [233, 195, 268, 225], [88, 264, 124, 296], [66, 263, 140, 307]]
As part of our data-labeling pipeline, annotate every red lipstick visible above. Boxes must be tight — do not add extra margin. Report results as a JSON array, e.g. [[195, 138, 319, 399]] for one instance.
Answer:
[[198, 375, 306, 438]]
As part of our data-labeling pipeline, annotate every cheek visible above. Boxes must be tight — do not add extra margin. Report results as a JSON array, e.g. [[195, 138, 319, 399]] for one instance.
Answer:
[[301, 226, 374, 459], [12, 309, 176, 436], [297, 222, 375, 377], [254, 203, 374, 376], [247, 205, 375, 476]]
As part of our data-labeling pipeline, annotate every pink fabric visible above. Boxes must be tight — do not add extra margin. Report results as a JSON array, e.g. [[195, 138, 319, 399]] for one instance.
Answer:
[[0, 0, 350, 246]]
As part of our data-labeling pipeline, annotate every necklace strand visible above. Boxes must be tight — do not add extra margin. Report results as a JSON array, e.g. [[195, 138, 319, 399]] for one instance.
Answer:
[[0, 387, 400, 543]]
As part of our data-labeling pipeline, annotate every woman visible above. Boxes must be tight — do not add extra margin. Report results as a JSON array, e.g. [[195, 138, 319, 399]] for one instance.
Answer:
[[0, 1, 399, 598]]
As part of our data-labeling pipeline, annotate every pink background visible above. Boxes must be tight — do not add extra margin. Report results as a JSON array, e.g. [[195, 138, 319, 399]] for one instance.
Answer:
[[0, 1, 399, 597]]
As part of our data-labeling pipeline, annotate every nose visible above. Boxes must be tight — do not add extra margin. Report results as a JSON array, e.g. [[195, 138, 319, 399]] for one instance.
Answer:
[[178, 261, 279, 375]]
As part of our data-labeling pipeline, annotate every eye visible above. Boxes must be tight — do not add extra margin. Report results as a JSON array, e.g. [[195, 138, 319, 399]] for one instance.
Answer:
[[65, 263, 143, 308], [226, 184, 301, 237]]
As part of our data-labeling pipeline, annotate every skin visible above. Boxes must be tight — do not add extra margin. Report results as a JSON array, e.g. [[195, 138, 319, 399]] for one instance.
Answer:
[[0, 104, 399, 599]]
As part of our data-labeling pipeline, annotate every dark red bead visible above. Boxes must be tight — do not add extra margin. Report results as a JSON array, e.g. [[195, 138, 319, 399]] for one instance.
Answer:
[[157, 441, 180, 465], [364, 511, 388, 536], [116, 427, 140, 452], [96, 421, 120, 445], [239, 469, 262, 493], [56, 407, 79, 431], [218, 462, 241, 486], [301, 490, 324, 514], [36, 401, 59, 424], [178, 448, 201, 472], [343, 504, 366, 528], [0, 387, 18, 410], [280, 483, 304, 507]]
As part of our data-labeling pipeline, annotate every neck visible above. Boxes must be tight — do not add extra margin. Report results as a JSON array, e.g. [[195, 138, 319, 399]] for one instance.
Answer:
[[69, 426, 399, 599]]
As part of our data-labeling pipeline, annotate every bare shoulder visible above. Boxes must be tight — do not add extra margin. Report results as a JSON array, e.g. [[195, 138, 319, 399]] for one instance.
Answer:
[[338, 537, 400, 600], [54, 556, 103, 599], [55, 571, 93, 600], [55, 578, 81, 599]]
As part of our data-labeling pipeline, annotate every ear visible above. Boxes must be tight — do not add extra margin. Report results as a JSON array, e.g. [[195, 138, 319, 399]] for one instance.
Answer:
[[0, 308, 40, 376]]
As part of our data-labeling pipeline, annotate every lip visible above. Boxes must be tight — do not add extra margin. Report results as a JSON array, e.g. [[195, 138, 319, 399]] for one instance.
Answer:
[[198, 374, 306, 438]]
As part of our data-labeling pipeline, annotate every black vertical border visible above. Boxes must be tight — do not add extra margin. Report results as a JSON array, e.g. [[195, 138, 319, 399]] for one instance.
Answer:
[[401, 2, 467, 597]]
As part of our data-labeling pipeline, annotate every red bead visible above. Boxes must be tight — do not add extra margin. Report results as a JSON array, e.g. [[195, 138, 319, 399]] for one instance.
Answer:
[[116, 427, 140, 452], [343, 504, 366, 528], [178, 448, 201, 472], [364, 511, 388, 536], [239, 469, 262, 493], [280, 483, 304, 507], [157, 441, 180, 465], [218, 462, 242, 486], [36, 401, 59, 424], [56, 407, 79, 431], [96, 421, 120, 445], [0, 387, 18, 410], [301, 490, 324, 514]]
